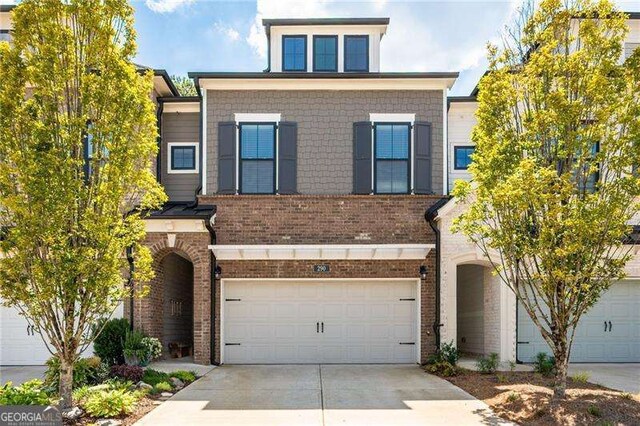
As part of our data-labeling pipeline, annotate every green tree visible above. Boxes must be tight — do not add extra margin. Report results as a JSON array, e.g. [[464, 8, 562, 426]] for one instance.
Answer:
[[0, 0, 166, 408], [453, 0, 640, 399], [171, 75, 197, 96]]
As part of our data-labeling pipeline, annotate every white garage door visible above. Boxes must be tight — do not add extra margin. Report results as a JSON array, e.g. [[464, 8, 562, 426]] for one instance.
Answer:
[[1, 305, 51, 366], [223, 279, 418, 364], [518, 280, 640, 363]]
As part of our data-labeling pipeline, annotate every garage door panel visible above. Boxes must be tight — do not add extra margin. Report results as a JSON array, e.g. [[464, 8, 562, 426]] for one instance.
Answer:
[[518, 281, 639, 363], [223, 280, 418, 364]]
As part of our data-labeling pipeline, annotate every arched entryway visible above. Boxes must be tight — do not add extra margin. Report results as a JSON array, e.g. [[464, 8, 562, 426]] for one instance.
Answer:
[[160, 252, 194, 358], [456, 264, 486, 356]]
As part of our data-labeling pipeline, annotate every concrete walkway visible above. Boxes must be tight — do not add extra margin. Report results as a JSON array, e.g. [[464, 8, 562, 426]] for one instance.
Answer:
[[135, 364, 512, 426], [568, 364, 640, 394]]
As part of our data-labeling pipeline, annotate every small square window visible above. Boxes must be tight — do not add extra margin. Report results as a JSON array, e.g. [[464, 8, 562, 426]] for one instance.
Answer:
[[313, 35, 337, 72], [169, 143, 198, 173], [344, 35, 369, 72], [454, 146, 475, 170], [283, 35, 307, 72]]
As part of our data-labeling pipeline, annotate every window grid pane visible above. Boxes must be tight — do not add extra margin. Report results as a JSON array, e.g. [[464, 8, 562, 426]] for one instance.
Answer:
[[314, 37, 337, 71], [283, 36, 306, 71], [171, 146, 196, 170], [240, 123, 275, 194], [375, 124, 409, 194], [345, 36, 368, 71], [454, 146, 475, 169]]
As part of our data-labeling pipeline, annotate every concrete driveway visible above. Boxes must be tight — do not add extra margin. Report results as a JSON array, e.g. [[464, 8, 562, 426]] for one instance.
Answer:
[[568, 364, 640, 394], [0, 366, 46, 385], [135, 364, 511, 426]]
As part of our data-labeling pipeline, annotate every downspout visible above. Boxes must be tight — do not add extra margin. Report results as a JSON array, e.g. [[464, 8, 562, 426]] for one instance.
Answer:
[[204, 216, 218, 365], [156, 100, 164, 184], [425, 197, 450, 351], [126, 245, 135, 331]]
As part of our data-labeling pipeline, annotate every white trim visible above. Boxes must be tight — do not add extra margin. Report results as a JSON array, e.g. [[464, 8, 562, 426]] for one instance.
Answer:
[[209, 244, 434, 260], [163, 102, 200, 113], [167, 142, 199, 174], [219, 278, 421, 365], [201, 91, 207, 194], [144, 219, 207, 233], [369, 113, 415, 123], [200, 78, 457, 91], [234, 113, 282, 123], [442, 88, 448, 195]]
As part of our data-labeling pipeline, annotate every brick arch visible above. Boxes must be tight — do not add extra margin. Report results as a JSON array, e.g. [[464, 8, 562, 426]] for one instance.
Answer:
[[134, 233, 212, 364]]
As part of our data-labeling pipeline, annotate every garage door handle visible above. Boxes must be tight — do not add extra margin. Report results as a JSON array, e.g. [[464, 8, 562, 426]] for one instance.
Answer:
[[604, 321, 608, 332], [321, 322, 324, 333], [316, 322, 319, 333], [609, 321, 612, 332]]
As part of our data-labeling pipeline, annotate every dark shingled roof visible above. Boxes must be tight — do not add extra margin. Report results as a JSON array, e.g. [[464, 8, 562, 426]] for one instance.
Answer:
[[262, 18, 390, 37], [148, 202, 216, 220]]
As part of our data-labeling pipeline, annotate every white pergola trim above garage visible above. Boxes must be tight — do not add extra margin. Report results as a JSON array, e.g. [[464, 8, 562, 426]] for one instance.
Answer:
[[208, 244, 434, 260]]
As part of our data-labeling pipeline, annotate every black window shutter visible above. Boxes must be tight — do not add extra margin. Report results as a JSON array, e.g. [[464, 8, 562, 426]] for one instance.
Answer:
[[353, 121, 372, 194], [414, 121, 432, 194], [278, 122, 297, 194], [218, 121, 236, 194]]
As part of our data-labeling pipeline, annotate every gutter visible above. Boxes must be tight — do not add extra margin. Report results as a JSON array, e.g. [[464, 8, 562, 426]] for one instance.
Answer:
[[126, 246, 135, 330], [424, 197, 451, 352]]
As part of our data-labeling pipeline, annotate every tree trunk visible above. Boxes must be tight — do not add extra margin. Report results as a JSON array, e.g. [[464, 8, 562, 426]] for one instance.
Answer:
[[552, 346, 569, 400], [58, 357, 74, 409]]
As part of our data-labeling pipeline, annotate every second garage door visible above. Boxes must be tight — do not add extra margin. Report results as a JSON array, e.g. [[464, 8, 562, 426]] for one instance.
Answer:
[[222, 279, 419, 364]]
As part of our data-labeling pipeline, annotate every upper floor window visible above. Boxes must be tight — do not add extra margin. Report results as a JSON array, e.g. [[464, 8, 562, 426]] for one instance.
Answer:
[[240, 123, 276, 194], [454, 146, 475, 170], [0, 30, 11, 43], [374, 123, 410, 194], [313, 35, 337, 72], [282, 35, 307, 72], [344, 35, 369, 72], [168, 142, 198, 174]]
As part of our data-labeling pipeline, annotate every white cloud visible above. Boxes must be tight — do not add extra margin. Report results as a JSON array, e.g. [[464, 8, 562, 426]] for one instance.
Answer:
[[145, 0, 193, 13], [214, 21, 240, 42]]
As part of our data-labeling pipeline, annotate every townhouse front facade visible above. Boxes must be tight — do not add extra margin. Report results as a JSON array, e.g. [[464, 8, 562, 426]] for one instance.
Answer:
[[1, 7, 638, 367]]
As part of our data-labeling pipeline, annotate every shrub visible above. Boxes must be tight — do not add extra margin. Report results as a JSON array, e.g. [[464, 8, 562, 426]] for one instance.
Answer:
[[169, 370, 197, 384], [506, 392, 521, 403], [83, 388, 141, 418], [509, 361, 516, 372], [439, 341, 459, 365], [571, 371, 590, 384], [587, 404, 601, 417], [110, 365, 144, 383], [123, 329, 147, 365], [154, 382, 172, 392], [533, 352, 555, 376], [93, 318, 130, 365], [141, 337, 163, 363], [44, 356, 103, 389], [476, 353, 499, 374], [426, 361, 458, 377], [496, 373, 508, 384], [0, 380, 52, 405], [142, 369, 171, 387]]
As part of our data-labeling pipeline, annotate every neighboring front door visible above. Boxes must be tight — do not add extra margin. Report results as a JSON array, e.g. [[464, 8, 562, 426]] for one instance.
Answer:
[[517, 280, 640, 363], [222, 279, 418, 364]]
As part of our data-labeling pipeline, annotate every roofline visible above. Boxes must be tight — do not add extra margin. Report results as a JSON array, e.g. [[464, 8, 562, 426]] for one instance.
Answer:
[[0, 5, 15, 12], [157, 96, 201, 102], [190, 71, 459, 80], [624, 12, 640, 19], [262, 17, 390, 37], [448, 96, 477, 103], [153, 69, 180, 97]]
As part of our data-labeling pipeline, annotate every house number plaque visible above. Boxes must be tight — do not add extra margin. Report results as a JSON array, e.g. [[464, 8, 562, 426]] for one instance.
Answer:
[[313, 264, 330, 273]]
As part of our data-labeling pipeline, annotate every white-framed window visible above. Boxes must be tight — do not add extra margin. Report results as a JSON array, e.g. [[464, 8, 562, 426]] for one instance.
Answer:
[[168, 142, 199, 174], [369, 113, 416, 194], [234, 113, 282, 194]]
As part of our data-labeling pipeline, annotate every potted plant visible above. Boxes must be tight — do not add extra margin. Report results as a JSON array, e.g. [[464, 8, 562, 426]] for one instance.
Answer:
[[122, 330, 146, 366], [140, 337, 163, 366]]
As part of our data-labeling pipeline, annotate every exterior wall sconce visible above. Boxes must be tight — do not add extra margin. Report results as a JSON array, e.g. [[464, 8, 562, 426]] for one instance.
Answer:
[[419, 265, 428, 280], [214, 265, 222, 280]]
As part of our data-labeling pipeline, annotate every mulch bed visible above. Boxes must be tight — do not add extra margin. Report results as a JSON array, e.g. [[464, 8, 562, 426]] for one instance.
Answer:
[[439, 369, 640, 425]]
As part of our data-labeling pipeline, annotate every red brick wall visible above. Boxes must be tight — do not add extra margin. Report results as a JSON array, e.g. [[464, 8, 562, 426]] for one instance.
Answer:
[[199, 194, 440, 245]]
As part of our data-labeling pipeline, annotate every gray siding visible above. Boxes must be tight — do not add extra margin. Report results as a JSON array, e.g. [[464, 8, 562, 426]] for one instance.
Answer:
[[206, 90, 444, 195], [161, 112, 200, 202]]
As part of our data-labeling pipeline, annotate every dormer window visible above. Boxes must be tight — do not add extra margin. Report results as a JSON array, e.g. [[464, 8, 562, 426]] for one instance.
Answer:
[[344, 35, 369, 72], [282, 35, 307, 72], [313, 35, 337, 72]]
